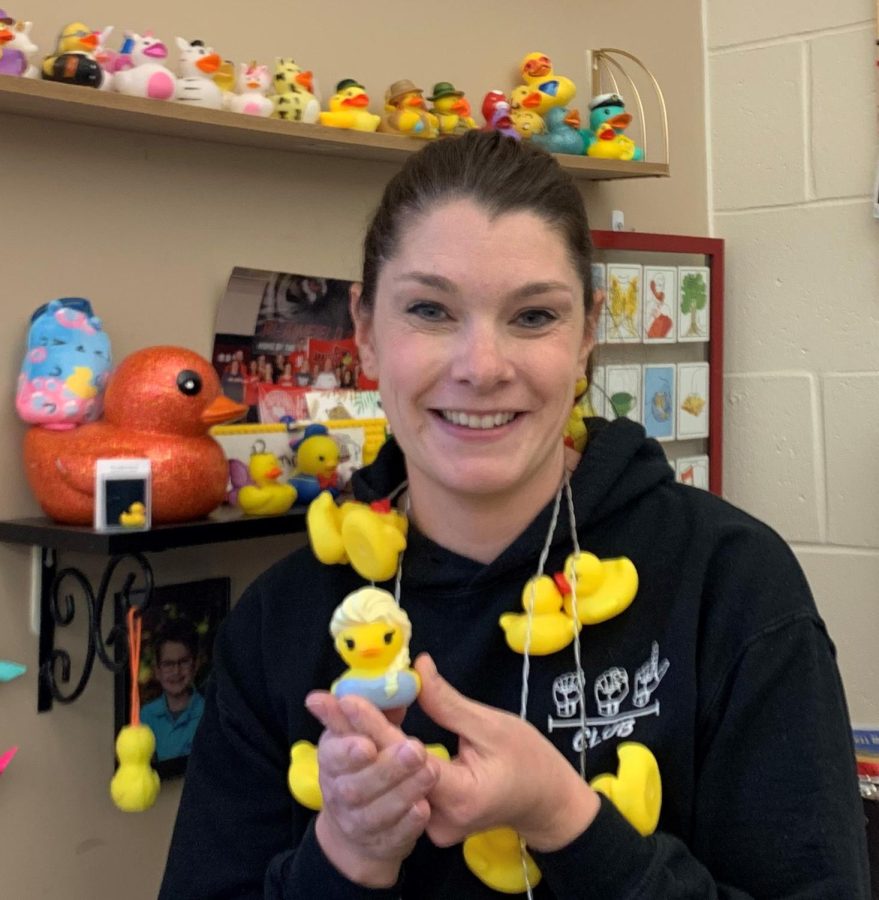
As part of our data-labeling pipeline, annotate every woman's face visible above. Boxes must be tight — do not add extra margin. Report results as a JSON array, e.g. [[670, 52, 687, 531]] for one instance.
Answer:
[[354, 198, 593, 506]]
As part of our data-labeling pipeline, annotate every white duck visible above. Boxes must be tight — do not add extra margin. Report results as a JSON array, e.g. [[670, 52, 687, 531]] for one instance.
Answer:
[[226, 61, 273, 116], [113, 31, 175, 100], [0, 17, 38, 78], [174, 37, 223, 109]]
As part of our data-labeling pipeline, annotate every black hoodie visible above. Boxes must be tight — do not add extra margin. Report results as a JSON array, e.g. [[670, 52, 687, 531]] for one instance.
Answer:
[[160, 419, 869, 899]]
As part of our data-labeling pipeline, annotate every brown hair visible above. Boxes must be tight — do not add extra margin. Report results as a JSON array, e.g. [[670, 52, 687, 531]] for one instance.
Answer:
[[360, 130, 594, 317]]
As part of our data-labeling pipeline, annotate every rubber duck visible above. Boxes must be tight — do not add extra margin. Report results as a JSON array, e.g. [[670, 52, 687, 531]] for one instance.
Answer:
[[480, 90, 520, 140], [23, 346, 248, 525], [560, 552, 639, 625], [0, 660, 26, 682], [377, 79, 438, 139], [426, 82, 477, 136], [237, 448, 297, 516], [0, 14, 37, 77], [227, 61, 273, 117], [119, 501, 147, 528], [509, 92, 546, 141], [586, 93, 644, 160], [319, 78, 381, 132], [0, 745, 18, 776], [271, 57, 320, 123], [562, 376, 591, 454], [290, 424, 340, 504], [112, 31, 176, 100], [532, 106, 587, 156], [330, 587, 421, 709], [463, 827, 542, 893], [288, 740, 322, 810], [174, 37, 223, 109], [590, 742, 661, 836], [307, 491, 408, 582], [586, 121, 639, 161], [499, 574, 580, 655], [518, 51, 576, 114], [110, 723, 160, 812], [91, 26, 127, 92], [41, 21, 103, 87]]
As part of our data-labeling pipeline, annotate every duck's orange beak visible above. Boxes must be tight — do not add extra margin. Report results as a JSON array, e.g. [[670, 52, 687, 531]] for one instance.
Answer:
[[197, 53, 221, 74], [564, 109, 581, 128], [79, 33, 98, 50], [608, 113, 632, 129], [265, 466, 282, 480], [296, 70, 314, 92], [342, 93, 368, 108], [201, 395, 247, 425], [360, 647, 382, 658], [0, 29, 12, 44], [522, 92, 541, 109]]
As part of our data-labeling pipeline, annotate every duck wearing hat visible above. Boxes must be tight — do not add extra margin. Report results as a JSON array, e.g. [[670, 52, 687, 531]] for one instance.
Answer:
[[518, 51, 576, 115], [377, 79, 438, 139], [319, 78, 381, 131], [426, 82, 477, 136], [586, 93, 644, 160]]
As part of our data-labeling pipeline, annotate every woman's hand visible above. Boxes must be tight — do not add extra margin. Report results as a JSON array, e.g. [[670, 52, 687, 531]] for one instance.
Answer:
[[305, 691, 438, 887], [414, 654, 600, 852]]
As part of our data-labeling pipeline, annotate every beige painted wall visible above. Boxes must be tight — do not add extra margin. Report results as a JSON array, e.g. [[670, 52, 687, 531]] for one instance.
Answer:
[[706, 1, 879, 720], [0, 1, 707, 896]]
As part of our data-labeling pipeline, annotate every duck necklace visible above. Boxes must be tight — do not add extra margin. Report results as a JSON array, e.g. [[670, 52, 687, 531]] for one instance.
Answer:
[[292, 469, 658, 896]]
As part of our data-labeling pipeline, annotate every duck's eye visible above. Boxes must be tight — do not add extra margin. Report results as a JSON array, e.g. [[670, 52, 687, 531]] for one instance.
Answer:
[[344, 638, 355, 650], [383, 630, 395, 645], [177, 369, 202, 396]]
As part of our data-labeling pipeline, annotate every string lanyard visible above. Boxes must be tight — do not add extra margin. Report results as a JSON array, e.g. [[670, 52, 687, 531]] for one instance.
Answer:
[[127, 606, 143, 726]]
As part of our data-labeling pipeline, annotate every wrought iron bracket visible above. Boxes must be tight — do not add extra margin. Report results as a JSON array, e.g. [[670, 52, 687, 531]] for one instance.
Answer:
[[37, 549, 154, 712]]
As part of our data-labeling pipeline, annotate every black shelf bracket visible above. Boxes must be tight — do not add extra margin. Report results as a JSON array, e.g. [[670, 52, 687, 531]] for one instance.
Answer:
[[37, 550, 154, 712]]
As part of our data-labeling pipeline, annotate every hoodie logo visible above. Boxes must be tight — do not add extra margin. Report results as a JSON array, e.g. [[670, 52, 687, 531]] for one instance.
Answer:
[[547, 641, 669, 752]]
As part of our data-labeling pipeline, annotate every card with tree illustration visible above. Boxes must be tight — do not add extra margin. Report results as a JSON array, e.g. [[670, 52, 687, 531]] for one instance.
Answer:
[[677, 266, 710, 342], [642, 266, 678, 343], [605, 364, 642, 423], [591, 263, 607, 344], [642, 364, 676, 441], [605, 264, 643, 343], [676, 362, 710, 438], [675, 455, 709, 489]]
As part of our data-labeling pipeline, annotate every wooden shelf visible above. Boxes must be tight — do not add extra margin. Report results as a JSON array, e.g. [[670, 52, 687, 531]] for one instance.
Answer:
[[0, 504, 306, 555], [0, 76, 669, 181]]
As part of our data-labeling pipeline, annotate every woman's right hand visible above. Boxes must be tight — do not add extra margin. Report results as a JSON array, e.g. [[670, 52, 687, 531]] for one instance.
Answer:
[[306, 691, 438, 888]]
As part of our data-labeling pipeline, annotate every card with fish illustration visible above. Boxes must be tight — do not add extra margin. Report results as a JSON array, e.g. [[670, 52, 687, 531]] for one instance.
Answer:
[[591, 263, 607, 344], [605, 264, 643, 343], [605, 364, 642, 423], [642, 364, 676, 441], [676, 362, 709, 438], [677, 266, 710, 342], [642, 266, 678, 343], [587, 365, 606, 418], [675, 455, 709, 489]]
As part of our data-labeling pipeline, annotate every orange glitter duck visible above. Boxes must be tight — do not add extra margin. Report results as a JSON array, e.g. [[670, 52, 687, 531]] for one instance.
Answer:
[[23, 346, 247, 525]]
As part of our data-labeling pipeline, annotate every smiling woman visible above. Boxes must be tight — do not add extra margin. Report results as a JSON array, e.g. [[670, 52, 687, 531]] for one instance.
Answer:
[[161, 131, 869, 900]]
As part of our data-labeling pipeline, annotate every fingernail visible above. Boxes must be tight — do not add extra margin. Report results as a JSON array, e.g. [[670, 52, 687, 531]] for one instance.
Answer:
[[397, 740, 424, 768], [338, 695, 360, 723], [420, 654, 438, 680], [305, 693, 326, 720]]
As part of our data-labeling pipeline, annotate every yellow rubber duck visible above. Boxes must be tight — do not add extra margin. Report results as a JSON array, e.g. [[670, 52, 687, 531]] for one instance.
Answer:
[[288, 738, 449, 810], [110, 724, 160, 812], [307, 491, 407, 582], [499, 574, 580, 655], [119, 502, 147, 528], [563, 376, 591, 454], [426, 81, 477, 135], [519, 52, 577, 115], [319, 78, 381, 132], [237, 449, 297, 517], [587, 121, 639, 161], [42, 21, 103, 86], [377, 79, 439, 139], [463, 827, 542, 894], [590, 742, 662, 836], [561, 551, 639, 625], [509, 99, 546, 141]]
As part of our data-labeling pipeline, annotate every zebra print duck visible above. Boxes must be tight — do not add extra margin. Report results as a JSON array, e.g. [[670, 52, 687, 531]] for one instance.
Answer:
[[174, 37, 223, 109]]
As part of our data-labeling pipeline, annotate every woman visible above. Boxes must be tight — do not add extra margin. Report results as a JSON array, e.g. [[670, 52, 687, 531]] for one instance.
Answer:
[[161, 132, 868, 898]]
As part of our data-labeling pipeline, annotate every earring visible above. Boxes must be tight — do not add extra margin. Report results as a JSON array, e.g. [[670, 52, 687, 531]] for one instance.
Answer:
[[563, 376, 590, 454]]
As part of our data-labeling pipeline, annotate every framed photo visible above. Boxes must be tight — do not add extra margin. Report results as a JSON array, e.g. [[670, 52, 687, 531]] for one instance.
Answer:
[[115, 578, 231, 779], [94, 458, 151, 532], [605, 364, 643, 423], [677, 362, 710, 438], [642, 364, 676, 442], [591, 263, 607, 344], [642, 266, 677, 343], [675, 455, 710, 489], [678, 266, 710, 342], [605, 264, 643, 343]]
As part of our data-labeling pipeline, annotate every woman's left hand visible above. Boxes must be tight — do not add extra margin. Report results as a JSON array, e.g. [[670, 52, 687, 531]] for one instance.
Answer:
[[414, 654, 600, 852]]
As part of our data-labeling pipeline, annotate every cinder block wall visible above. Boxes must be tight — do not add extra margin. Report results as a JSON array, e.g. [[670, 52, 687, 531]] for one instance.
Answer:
[[706, 1, 879, 720]]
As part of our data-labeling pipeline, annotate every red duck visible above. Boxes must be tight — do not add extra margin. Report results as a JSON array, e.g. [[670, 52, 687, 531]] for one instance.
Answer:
[[23, 346, 247, 525]]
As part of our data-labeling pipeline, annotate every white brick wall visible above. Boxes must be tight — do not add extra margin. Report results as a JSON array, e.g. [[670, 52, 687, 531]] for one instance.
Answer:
[[706, 1, 879, 719]]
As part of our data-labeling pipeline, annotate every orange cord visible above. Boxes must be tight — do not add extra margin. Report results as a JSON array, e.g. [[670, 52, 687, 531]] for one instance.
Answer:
[[127, 607, 143, 726]]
